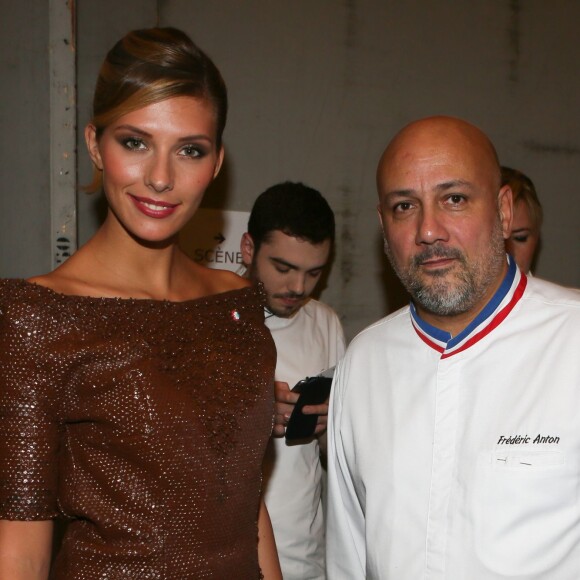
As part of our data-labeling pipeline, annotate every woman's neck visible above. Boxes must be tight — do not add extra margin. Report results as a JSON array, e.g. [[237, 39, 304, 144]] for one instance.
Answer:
[[43, 214, 191, 300], [32, 212, 246, 301], [85, 225, 187, 298]]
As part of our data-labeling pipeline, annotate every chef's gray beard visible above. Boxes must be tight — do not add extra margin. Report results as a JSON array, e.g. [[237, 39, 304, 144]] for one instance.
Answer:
[[383, 221, 506, 317]]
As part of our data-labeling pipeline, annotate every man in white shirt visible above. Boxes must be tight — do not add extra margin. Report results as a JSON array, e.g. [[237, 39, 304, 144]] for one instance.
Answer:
[[326, 116, 580, 579], [241, 181, 346, 579]]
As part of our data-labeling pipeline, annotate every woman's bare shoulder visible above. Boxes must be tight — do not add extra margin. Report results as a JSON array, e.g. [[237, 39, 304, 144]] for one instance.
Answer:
[[27, 272, 75, 294], [27, 266, 100, 298], [196, 265, 250, 295]]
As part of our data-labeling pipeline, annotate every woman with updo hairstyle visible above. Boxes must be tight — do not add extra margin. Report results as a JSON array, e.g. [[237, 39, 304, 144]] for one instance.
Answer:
[[501, 166, 543, 274], [0, 28, 281, 579]]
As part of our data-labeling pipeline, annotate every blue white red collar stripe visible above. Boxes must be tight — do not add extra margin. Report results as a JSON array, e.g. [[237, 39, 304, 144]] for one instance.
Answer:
[[410, 256, 527, 358]]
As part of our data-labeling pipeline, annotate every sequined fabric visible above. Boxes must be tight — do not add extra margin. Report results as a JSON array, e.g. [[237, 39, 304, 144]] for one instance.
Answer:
[[0, 279, 276, 579]]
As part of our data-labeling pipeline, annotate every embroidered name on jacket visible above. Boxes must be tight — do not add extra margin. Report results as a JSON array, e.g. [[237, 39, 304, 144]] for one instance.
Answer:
[[497, 434, 561, 445]]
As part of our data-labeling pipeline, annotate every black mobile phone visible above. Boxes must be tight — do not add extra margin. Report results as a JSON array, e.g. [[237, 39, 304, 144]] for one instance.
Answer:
[[285, 369, 334, 441]]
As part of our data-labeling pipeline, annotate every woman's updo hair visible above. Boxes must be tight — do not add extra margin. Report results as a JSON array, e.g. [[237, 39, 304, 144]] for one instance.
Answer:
[[92, 27, 227, 146], [86, 27, 227, 192]]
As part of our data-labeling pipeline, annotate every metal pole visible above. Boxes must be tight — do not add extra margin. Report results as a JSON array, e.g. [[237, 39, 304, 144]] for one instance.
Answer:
[[49, 0, 77, 269]]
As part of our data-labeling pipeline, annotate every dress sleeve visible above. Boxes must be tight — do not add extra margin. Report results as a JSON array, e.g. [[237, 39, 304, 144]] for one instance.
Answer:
[[0, 287, 60, 520]]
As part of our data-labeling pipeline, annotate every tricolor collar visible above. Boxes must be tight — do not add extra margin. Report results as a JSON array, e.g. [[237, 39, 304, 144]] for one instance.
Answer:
[[410, 255, 527, 359]]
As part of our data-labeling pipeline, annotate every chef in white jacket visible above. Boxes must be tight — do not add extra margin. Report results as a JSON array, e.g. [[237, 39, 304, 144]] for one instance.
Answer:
[[326, 115, 580, 580]]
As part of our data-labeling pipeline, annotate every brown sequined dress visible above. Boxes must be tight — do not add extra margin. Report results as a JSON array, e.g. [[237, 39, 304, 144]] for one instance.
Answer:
[[0, 279, 276, 579]]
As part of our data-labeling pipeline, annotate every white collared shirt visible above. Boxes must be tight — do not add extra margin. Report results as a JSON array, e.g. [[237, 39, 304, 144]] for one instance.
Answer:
[[265, 298, 346, 580]]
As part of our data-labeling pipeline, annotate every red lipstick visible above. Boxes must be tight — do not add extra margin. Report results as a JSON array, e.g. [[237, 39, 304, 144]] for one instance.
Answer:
[[129, 194, 179, 218]]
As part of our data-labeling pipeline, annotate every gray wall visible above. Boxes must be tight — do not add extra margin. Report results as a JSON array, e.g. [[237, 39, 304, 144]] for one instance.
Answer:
[[0, 1, 50, 277], [2, 1, 579, 340]]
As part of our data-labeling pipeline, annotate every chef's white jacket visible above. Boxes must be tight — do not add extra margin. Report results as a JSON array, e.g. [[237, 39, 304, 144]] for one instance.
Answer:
[[327, 258, 580, 579]]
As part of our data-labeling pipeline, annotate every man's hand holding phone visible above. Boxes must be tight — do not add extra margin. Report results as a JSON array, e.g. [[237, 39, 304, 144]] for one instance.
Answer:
[[272, 370, 333, 440], [272, 381, 298, 437]]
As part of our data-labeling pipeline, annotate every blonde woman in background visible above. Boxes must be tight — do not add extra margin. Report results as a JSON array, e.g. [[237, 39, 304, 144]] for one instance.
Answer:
[[501, 166, 543, 274]]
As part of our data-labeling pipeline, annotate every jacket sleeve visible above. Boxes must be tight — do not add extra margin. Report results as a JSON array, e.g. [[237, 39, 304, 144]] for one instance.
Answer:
[[326, 356, 366, 579]]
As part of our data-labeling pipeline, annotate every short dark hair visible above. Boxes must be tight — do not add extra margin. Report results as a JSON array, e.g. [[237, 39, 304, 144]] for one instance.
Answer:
[[247, 182, 335, 252]]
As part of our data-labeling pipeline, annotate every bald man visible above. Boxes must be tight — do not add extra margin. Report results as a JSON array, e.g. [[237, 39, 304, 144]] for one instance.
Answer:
[[326, 116, 580, 579]]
